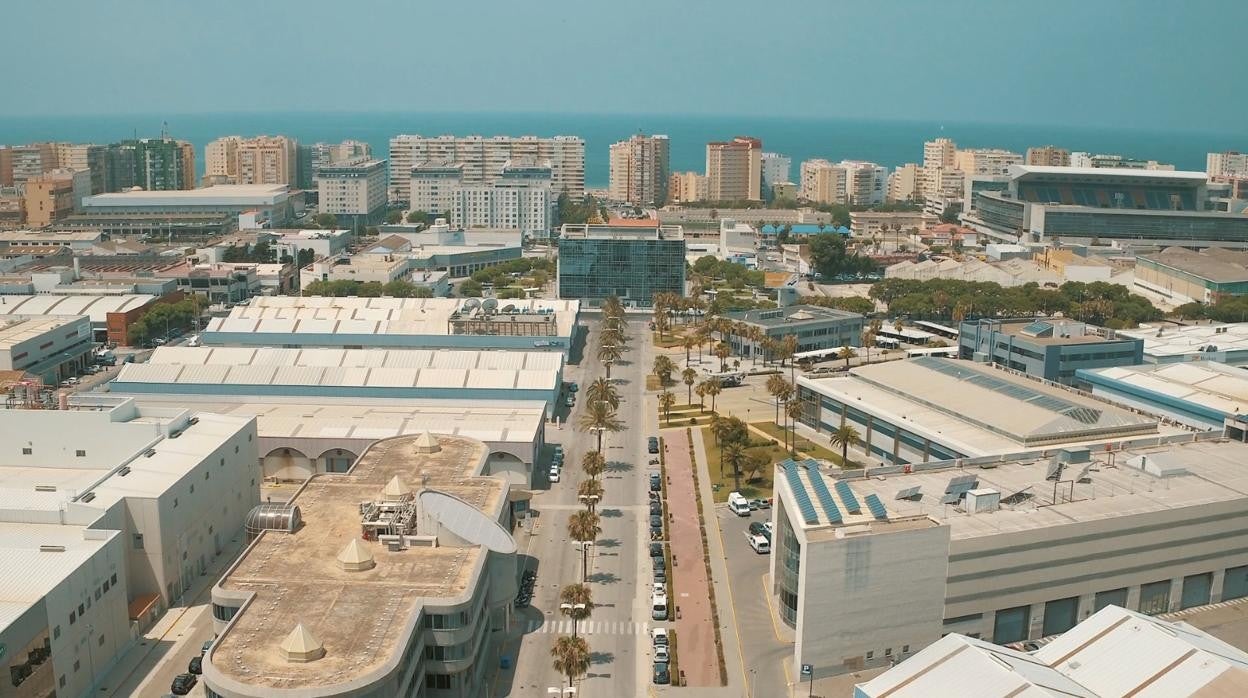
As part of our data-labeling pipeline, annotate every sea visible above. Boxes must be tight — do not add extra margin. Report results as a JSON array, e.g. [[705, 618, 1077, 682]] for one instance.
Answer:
[[0, 111, 1239, 188]]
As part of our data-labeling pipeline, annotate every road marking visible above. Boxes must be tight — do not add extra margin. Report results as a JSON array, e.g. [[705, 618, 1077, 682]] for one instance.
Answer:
[[522, 619, 651, 636]]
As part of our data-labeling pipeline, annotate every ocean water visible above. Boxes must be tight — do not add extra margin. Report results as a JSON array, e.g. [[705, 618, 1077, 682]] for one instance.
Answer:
[[0, 111, 1238, 188]]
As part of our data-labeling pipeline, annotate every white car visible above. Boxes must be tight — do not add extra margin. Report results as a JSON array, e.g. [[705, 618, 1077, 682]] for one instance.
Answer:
[[548, 467, 561, 483], [652, 627, 669, 648], [654, 644, 670, 662]]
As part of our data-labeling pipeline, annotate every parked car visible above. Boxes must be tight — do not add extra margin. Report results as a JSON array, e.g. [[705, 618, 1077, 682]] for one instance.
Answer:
[[202, 638, 214, 654], [565, 396, 575, 407], [655, 644, 670, 662], [650, 542, 664, 559], [649, 472, 661, 492], [548, 467, 561, 483], [653, 661, 670, 684], [170, 673, 197, 695], [746, 532, 771, 554], [648, 437, 660, 454], [649, 514, 662, 533], [653, 567, 666, 584], [652, 626, 669, 648], [650, 500, 662, 516], [653, 555, 665, 571], [748, 522, 768, 537], [751, 498, 772, 510], [187, 655, 202, 675]]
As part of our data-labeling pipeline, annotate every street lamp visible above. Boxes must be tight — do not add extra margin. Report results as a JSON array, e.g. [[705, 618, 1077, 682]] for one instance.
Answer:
[[547, 687, 576, 697], [573, 540, 594, 582], [559, 602, 588, 637], [578, 494, 600, 512]]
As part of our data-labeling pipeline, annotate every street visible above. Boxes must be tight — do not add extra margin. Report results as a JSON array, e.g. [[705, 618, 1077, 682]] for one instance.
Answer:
[[498, 315, 658, 697]]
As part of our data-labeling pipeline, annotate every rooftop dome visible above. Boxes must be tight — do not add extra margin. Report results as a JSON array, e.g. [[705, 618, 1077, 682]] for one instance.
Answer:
[[383, 475, 411, 500], [279, 623, 325, 663], [413, 430, 441, 454], [336, 538, 375, 572]]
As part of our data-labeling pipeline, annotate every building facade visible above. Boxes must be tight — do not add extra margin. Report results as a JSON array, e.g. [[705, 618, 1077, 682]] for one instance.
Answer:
[[1208, 151, 1248, 178], [957, 318, 1144, 385], [557, 222, 686, 307], [411, 159, 554, 235], [234, 136, 298, 186], [1135, 246, 1248, 305], [954, 148, 1023, 176], [887, 163, 921, 202], [607, 134, 670, 206], [388, 135, 585, 204], [317, 158, 388, 228], [668, 171, 709, 204], [23, 169, 90, 228], [760, 152, 791, 194], [1026, 145, 1071, 167], [104, 138, 195, 192], [724, 305, 864, 359], [0, 314, 93, 383], [706, 137, 762, 201]]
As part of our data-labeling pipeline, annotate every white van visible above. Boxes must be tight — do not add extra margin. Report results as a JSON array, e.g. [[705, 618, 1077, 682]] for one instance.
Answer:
[[746, 532, 771, 554], [728, 492, 751, 517], [186, 334, 201, 347]]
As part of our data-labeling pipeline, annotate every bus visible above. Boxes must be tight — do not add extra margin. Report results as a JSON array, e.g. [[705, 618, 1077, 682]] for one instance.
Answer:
[[876, 326, 935, 346], [794, 346, 850, 367], [904, 346, 959, 358], [913, 320, 959, 341]]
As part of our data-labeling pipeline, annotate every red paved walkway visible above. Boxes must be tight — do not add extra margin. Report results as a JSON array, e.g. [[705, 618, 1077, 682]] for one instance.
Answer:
[[663, 428, 719, 687]]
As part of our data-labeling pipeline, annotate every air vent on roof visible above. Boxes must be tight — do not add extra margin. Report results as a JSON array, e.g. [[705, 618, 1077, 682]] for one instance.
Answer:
[[39, 545, 66, 553], [34, 485, 57, 492], [119, 466, 131, 476], [187, 416, 199, 426], [169, 430, 181, 439], [80, 492, 95, 503], [144, 449, 157, 458]]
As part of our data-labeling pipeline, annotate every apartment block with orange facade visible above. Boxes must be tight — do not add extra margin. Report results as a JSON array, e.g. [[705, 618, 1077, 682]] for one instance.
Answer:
[[706, 136, 762, 201]]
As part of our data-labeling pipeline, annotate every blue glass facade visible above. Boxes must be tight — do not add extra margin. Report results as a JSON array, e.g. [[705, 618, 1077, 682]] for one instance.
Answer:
[[557, 236, 685, 306]]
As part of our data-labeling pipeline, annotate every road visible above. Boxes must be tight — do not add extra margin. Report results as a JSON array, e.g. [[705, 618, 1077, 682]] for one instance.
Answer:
[[499, 314, 658, 697], [718, 505, 792, 698]]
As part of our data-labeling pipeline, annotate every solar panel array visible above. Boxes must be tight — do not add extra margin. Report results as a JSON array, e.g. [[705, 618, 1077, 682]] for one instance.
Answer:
[[940, 492, 961, 505], [803, 460, 843, 524], [895, 485, 922, 500], [1046, 461, 1065, 481], [1075, 464, 1095, 483], [864, 494, 888, 520], [914, 356, 1104, 425], [945, 474, 978, 494], [1001, 486, 1034, 505], [783, 462, 820, 525], [835, 480, 862, 514]]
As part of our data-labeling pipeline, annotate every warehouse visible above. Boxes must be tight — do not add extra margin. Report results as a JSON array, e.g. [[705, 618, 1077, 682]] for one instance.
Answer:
[[0, 293, 163, 343], [1113, 322, 1248, 366], [1078, 361, 1248, 431], [0, 315, 93, 384]]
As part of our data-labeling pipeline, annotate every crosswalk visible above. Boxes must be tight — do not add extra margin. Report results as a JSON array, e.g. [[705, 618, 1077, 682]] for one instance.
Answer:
[[521, 619, 650, 636]]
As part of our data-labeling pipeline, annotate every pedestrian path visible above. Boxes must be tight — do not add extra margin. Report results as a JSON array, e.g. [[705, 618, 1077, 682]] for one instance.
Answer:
[[520, 619, 650, 636]]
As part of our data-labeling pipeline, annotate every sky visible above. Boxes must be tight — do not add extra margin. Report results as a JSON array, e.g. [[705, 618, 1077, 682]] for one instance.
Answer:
[[4, 0, 1246, 132]]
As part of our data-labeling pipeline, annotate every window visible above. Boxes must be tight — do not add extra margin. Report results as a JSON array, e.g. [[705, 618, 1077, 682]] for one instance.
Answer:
[[110, 573, 117, 585], [73, 660, 79, 672], [189, 485, 194, 494], [885, 647, 892, 657], [133, 534, 144, 550], [1139, 580, 1173, 615], [76, 450, 86, 457], [98, 634, 104, 646], [993, 605, 1031, 644], [53, 625, 60, 640], [173, 498, 178, 508], [78, 603, 84, 616], [103, 580, 109, 593], [866, 650, 874, 659], [70, 611, 76, 624], [903, 645, 910, 653], [22, 447, 31, 455], [1042, 597, 1079, 636], [94, 588, 101, 601]]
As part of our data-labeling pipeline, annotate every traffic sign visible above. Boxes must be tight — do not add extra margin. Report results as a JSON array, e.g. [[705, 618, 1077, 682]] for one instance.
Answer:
[[801, 663, 813, 676]]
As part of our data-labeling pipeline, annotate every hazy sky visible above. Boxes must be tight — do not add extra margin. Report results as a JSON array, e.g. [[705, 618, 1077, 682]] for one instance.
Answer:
[[4, 0, 1245, 131]]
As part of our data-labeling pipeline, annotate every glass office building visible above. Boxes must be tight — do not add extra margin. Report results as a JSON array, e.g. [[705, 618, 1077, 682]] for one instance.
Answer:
[[557, 223, 685, 307]]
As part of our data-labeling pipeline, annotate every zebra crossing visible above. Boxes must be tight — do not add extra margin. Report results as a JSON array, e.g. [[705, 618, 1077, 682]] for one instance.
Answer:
[[521, 619, 650, 636]]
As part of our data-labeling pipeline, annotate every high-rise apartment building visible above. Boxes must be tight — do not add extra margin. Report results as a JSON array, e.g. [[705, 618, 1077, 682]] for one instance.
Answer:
[[842, 160, 888, 206], [954, 148, 1023, 176], [23, 169, 91, 227], [800, 159, 845, 205], [296, 140, 372, 190], [205, 135, 241, 179], [234, 136, 297, 186], [798, 160, 886, 205], [887, 163, 921, 202], [706, 136, 762, 201], [668, 171, 709, 204], [1208, 151, 1248, 178], [411, 158, 554, 235], [921, 167, 965, 201], [1069, 152, 1174, 170], [8, 143, 57, 186], [761, 152, 792, 192], [923, 137, 957, 170], [105, 138, 195, 192], [53, 143, 109, 194], [607, 134, 670, 206], [317, 157, 388, 228], [388, 135, 585, 204], [1026, 145, 1071, 167]]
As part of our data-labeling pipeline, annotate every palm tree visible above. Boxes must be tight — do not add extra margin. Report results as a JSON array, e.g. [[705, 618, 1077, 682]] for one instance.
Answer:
[[659, 390, 676, 424], [862, 329, 876, 364], [550, 635, 591, 691], [586, 377, 620, 410], [578, 401, 623, 453], [652, 355, 676, 387], [682, 335, 697, 365], [723, 442, 747, 492], [577, 479, 604, 513], [567, 510, 601, 581], [786, 399, 804, 453], [829, 424, 860, 468], [580, 450, 605, 481], [780, 334, 799, 381], [837, 345, 857, 369], [695, 383, 707, 412], [765, 374, 786, 424], [744, 452, 769, 484], [681, 367, 697, 404], [597, 343, 622, 379], [713, 341, 731, 372], [559, 583, 595, 638], [701, 378, 723, 413], [749, 326, 765, 366]]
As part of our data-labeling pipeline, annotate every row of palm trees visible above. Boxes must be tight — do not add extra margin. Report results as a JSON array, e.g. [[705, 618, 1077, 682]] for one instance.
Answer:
[[550, 297, 631, 691], [766, 374, 860, 466]]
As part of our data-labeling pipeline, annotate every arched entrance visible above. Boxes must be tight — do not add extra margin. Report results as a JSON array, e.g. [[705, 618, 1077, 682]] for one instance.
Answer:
[[318, 447, 359, 473], [262, 447, 313, 482], [487, 451, 528, 485]]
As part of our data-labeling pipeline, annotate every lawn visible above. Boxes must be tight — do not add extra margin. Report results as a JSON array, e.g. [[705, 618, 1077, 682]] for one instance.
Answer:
[[651, 332, 687, 348], [749, 421, 860, 468], [698, 426, 779, 503]]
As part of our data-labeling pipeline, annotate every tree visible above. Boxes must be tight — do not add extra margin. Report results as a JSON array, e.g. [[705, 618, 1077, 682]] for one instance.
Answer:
[[577, 479, 604, 514], [786, 400, 804, 454], [597, 343, 622, 379], [385, 210, 403, 224], [581, 451, 606, 481], [830, 424, 861, 468], [682, 367, 697, 404], [837, 345, 857, 369], [695, 383, 707, 412], [682, 335, 697, 366], [578, 401, 623, 453], [652, 355, 676, 386], [700, 378, 723, 413], [780, 334, 799, 382], [659, 391, 676, 424], [567, 510, 601, 581], [559, 584, 595, 638], [586, 377, 620, 410], [744, 452, 769, 484], [723, 442, 747, 492], [713, 341, 731, 372], [313, 212, 338, 229], [550, 634, 591, 690]]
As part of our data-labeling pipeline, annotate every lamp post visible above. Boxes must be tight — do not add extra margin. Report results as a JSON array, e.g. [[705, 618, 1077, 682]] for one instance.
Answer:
[[559, 602, 588, 638], [578, 493, 600, 513], [574, 540, 594, 582], [547, 686, 576, 697]]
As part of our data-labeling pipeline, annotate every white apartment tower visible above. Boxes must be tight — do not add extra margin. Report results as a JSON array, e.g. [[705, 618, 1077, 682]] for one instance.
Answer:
[[800, 160, 886, 205], [388, 134, 585, 204], [317, 157, 388, 228], [411, 158, 554, 235], [1208, 151, 1248, 178], [923, 137, 957, 170], [205, 136, 241, 179], [954, 148, 1023, 176], [888, 163, 921, 202], [608, 134, 670, 206], [761, 152, 792, 190]]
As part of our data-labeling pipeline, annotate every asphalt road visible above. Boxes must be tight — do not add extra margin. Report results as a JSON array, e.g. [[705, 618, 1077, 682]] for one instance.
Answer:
[[500, 315, 658, 697]]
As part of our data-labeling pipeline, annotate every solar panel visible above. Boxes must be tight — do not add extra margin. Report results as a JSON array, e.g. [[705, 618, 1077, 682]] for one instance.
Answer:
[[940, 492, 961, 505], [805, 462, 843, 524], [1075, 463, 1094, 483], [783, 464, 820, 525], [1000, 486, 1034, 506], [1045, 461, 1064, 481], [864, 494, 887, 520], [895, 485, 922, 501], [835, 480, 862, 514], [945, 474, 978, 494]]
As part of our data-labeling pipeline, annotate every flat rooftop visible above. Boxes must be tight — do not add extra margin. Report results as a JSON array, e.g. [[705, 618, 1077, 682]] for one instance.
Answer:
[[83, 185, 291, 208], [0, 294, 157, 323], [0, 523, 117, 631], [1079, 362, 1248, 419], [801, 358, 1163, 452], [0, 315, 84, 350], [1116, 322, 1248, 359], [206, 296, 579, 339], [1141, 247, 1248, 283], [788, 438, 1248, 541], [213, 433, 506, 691], [1009, 165, 1209, 182], [969, 319, 1119, 346], [0, 230, 104, 242], [726, 304, 861, 328]]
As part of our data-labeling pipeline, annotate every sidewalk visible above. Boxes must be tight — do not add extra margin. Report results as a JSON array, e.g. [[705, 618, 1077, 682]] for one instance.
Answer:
[[97, 536, 247, 696]]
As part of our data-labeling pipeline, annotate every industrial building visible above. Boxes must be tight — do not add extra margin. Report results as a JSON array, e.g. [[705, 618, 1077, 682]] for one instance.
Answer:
[[0, 293, 166, 344], [71, 184, 301, 236], [1134, 246, 1248, 305], [962, 165, 1248, 246], [795, 357, 1179, 466], [203, 432, 517, 698], [723, 305, 864, 359], [958, 319, 1143, 385], [0, 315, 92, 385], [201, 296, 580, 356], [108, 345, 565, 417], [772, 435, 1248, 681], [1078, 361, 1248, 431], [1114, 322, 1248, 365], [557, 221, 686, 307], [854, 605, 1248, 697], [0, 400, 258, 696]]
